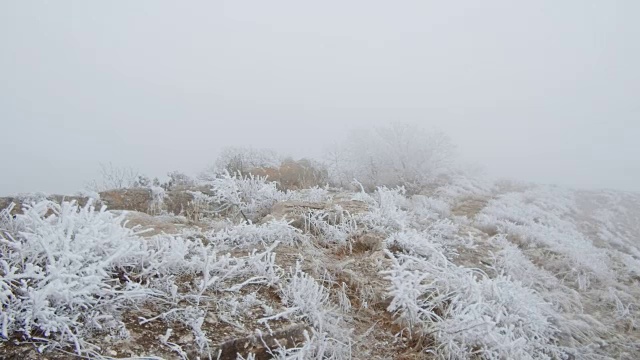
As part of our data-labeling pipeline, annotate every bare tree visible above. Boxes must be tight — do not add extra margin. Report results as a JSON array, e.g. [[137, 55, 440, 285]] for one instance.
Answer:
[[323, 141, 350, 187], [326, 122, 457, 191], [200, 146, 282, 180], [86, 162, 140, 191], [163, 171, 196, 190]]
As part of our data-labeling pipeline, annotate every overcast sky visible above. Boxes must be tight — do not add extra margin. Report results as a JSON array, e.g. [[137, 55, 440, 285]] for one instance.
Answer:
[[1, 1, 639, 195]]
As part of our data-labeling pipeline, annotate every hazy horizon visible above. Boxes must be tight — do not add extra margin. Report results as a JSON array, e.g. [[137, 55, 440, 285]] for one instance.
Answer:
[[1, 1, 639, 196]]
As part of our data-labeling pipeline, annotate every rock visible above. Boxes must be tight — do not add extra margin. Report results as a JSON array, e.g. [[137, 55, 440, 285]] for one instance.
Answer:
[[109, 210, 184, 237], [0, 194, 94, 216]]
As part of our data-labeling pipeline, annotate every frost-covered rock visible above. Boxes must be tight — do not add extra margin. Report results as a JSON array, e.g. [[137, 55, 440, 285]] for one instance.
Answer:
[[109, 210, 188, 237]]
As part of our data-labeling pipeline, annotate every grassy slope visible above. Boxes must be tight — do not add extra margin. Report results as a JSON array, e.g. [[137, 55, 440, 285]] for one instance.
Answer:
[[1, 175, 639, 359]]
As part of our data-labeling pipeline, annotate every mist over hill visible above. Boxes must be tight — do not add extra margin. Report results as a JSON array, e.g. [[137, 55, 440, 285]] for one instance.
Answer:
[[2, 125, 640, 359], [2, 1, 639, 359]]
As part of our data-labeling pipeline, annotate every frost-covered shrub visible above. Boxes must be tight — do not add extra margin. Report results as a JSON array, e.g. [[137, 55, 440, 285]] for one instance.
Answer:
[[354, 186, 413, 233], [385, 227, 456, 258], [433, 174, 494, 205], [304, 207, 358, 248], [206, 171, 288, 222], [353, 186, 460, 240], [489, 235, 583, 313], [277, 263, 337, 330], [206, 220, 304, 248], [0, 198, 303, 356], [136, 234, 220, 280], [240, 330, 351, 360], [149, 186, 167, 215], [288, 186, 332, 203], [577, 190, 640, 261], [264, 263, 350, 355], [383, 249, 564, 359], [182, 171, 290, 222], [184, 190, 222, 222], [0, 200, 153, 353], [410, 195, 451, 220], [476, 186, 614, 289], [0, 202, 19, 233]]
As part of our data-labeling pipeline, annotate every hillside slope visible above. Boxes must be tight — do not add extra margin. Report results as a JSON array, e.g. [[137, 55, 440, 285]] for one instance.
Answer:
[[1, 176, 639, 359]]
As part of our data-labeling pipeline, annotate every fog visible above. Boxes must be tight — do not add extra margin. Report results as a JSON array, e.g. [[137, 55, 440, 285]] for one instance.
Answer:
[[1, 1, 639, 195]]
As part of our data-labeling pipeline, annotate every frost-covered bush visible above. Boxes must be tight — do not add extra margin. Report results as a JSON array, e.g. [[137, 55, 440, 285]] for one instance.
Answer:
[[0, 203, 19, 233], [0, 200, 153, 353], [184, 171, 290, 222], [433, 174, 494, 204], [259, 262, 351, 358], [149, 186, 167, 215], [476, 186, 614, 290], [0, 199, 305, 357], [353, 186, 460, 243], [206, 171, 288, 222], [577, 190, 640, 260], [304, 207, 358, 248], [288, 186, 332, 203], [185, 190, 218, 222], [383, 249, 565, 359], [239, 330, 351, 360], [488, 235, 583, 313], [353, 186, 413, 233], [385, 228, 456, 258], [410, 195, 451, 220], [206, 220, 304, 248]]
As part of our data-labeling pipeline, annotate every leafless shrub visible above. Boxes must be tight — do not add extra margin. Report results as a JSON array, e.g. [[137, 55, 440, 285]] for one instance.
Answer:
[[86, 162, 141, 191]]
